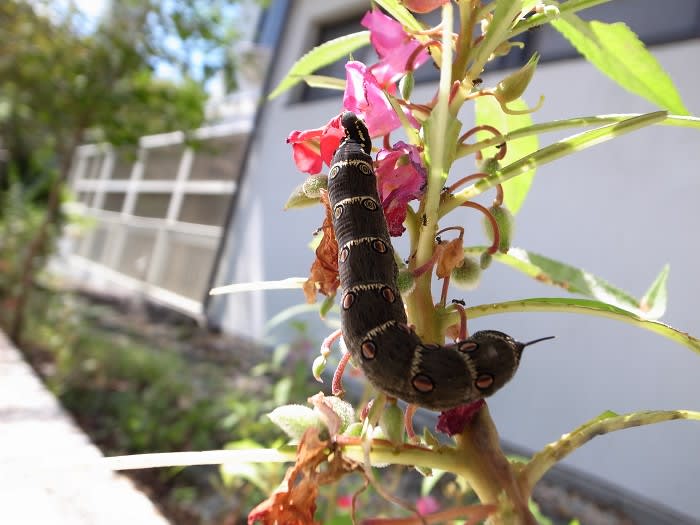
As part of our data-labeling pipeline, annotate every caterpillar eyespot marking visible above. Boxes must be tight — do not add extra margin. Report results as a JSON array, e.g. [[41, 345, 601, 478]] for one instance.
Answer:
[[371, 239, 388, 253], [342, 291, 356, 310], [412, 374, 435, 393], [459, 342, 477, 353], [361, 340, 377, 360], [475, 374, 494, 390], [327, 111, 553, 411]]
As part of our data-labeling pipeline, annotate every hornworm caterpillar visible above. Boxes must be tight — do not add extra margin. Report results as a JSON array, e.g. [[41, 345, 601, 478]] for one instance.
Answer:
[[328, 112, 551, 411]]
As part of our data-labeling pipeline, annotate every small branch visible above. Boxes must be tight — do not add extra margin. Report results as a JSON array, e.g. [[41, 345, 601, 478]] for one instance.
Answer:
[[520, 409, 700, 492]]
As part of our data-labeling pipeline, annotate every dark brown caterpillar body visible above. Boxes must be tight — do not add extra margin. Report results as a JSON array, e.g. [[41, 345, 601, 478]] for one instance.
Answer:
[[328, 112, 549, 411]]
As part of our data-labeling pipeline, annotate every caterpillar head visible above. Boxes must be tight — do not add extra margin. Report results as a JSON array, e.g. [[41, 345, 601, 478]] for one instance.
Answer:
[[341, 111, 372, 155], [461, 330, 555, 397], [403, 330, 554, 410]]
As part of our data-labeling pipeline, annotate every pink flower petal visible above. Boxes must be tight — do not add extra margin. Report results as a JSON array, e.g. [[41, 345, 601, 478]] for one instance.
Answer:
[[361, 8, 430, 84], [375, 141, 426, 236]]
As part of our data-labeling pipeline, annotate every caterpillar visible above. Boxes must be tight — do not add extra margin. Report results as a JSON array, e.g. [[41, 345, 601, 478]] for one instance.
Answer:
[[327, 111, 551, 411]]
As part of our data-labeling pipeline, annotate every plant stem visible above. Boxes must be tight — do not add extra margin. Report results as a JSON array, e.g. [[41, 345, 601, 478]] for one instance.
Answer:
[[456, 113, 699, 160], [440, 111, 668, 217], [408, 3, 455, 342], [519, 409, 700, 494], [452, 405, 537, 524], [461, 297, 700, 356]]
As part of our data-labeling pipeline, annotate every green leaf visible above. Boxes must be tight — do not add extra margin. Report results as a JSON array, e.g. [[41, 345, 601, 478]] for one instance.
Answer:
[[485, 246, 668, 319], [465, 297, 700, 356], [267, 404, 323, 440], [640, 264, 669, 319], [284, 182, 321, 209], [301, 74, 346, 91], [474, 96, 539, 213], [551, 14, 689, 115], [268, 31, 370, 100]]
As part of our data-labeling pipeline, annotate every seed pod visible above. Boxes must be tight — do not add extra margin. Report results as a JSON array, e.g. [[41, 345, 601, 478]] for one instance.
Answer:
[[379, 401, 405, 446], [495, 53, 539, 104], [483, 204, 514, 253], [451, 256, 482, 290], [396, 268, 416, 294]]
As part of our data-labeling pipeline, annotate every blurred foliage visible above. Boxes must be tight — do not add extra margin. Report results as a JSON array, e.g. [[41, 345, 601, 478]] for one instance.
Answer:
[[18, 286, 319, 523], [0, 0, 259, 341], [0, 175, 59, 325]]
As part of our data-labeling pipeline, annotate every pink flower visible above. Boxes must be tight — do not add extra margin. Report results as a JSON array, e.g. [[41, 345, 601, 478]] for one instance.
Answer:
[[343, 61, 401, 137], [286, 114, 344, 174], [416, 496, 441, 516], [436, 400, 485, 436], [375, 141, 426, 236], [361, 8, 430, 84]]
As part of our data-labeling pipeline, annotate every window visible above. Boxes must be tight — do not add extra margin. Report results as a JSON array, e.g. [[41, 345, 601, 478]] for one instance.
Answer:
[[66, 121, 249, 311]]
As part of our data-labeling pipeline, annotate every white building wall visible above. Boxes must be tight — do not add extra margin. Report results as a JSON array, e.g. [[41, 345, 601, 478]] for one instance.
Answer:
[[210, 0, 700, 516]]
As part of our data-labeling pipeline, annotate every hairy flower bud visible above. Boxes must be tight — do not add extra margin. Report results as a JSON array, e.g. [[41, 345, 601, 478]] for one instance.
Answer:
[[396, 268, 416, 294], [484, 204, 514, 253], [451, 255, 482, 290]]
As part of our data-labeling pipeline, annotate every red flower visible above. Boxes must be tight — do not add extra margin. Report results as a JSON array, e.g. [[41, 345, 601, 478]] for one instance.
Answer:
[[286, 114, 344, 174], [436, 400, 485, 436], [375, 141, 426, 236], [361, 8, 430, 84]]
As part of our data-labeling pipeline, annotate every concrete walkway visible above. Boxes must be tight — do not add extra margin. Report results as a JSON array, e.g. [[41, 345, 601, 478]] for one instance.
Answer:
[[0, 331, 169, 525]]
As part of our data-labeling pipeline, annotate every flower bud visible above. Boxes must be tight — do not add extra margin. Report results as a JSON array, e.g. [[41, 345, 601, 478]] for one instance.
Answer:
[[399, 72, 415, 100], [342, 422, 363, 437], [312, 355, 326, 382], [480, 251, 493, 269], [483, 204, 514, 253], [451, 256, 482, 290], [479, 156, 500, 175], [495, 53, 539, 104], [396, 268, 416, 295], [379, 401, 405, 446]]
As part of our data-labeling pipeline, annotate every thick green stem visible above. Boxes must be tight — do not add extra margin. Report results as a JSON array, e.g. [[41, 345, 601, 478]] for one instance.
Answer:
[[453, 406, 537, 524]]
